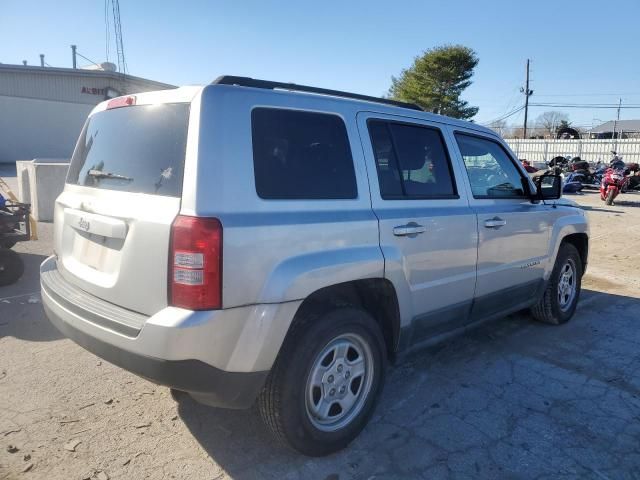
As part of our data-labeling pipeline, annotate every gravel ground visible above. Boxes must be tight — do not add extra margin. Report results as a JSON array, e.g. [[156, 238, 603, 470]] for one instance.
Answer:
[[1, 183, 640, 480]]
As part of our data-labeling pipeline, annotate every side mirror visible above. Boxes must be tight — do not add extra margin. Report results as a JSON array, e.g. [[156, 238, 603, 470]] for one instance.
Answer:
[[533, 174, 562, 200]]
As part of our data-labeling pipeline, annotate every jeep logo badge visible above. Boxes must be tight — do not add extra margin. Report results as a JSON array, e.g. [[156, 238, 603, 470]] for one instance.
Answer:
[[78, 217, 90, 232]]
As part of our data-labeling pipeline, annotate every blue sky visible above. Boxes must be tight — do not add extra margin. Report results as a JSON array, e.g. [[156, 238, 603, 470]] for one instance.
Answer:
[[2, 0, 640, 128]]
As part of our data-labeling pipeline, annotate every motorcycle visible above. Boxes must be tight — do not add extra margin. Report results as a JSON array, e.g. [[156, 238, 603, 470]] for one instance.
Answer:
[[548, 156, 570, 171], [563, 171, 584, 193], [530, 164, 583, 194], [623, 162, 640, 191], [574, 152, 626, 190], [600, 163, 628, 205], [570, 160, 606, 189]]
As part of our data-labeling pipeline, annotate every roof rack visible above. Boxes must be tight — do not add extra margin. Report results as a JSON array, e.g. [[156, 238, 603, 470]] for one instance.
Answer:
[[211, 75, 424, 111]]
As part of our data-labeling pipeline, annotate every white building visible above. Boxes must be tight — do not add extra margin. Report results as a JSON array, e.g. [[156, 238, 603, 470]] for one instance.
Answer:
[[0, 63, 175, 163]]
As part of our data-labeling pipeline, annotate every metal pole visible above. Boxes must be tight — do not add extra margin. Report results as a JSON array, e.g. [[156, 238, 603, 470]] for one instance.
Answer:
[[544, 141, 549, 163], [71, 45, 77, 69], [612, 98, 622, 151], [40, 54, 44, 67], [523, 59, 531, 139]]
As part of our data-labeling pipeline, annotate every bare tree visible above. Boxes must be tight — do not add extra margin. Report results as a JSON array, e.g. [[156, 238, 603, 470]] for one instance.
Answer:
[[488, 119, 508, 137], [535, 111, 569, 137], [508, 126, 526, 139]]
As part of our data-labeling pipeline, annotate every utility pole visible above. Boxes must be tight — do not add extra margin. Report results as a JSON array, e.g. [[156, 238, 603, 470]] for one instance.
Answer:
[[612, 98, 622, 151], [71, 45, 77, 69], [521, 59, 534, 139]]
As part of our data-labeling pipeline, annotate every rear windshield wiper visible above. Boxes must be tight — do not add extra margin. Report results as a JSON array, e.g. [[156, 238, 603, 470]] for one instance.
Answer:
[[87, 169, 133, 181]]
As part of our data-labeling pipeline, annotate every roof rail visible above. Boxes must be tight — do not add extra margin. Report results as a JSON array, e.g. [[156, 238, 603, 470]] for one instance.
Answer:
[[211, 75, 423, 111]]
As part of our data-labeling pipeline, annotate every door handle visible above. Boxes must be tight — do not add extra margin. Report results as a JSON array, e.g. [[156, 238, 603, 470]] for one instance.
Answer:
[[393, 223, 426, 236], [484, 217, 507, 229]]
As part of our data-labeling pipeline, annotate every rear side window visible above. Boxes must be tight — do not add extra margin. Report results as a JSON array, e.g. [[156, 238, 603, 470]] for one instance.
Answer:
[[368, 120, 457, 199], [67, 103, 189, 197], [251, 108, 357, 199]]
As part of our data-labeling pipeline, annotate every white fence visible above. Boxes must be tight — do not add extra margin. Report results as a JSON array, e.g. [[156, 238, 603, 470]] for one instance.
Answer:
[[505, 139, 640, 165]]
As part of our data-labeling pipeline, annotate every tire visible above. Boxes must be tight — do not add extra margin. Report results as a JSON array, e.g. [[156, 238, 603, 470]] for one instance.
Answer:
[[531, 243, 582, 325], [259, 307, 387, 456], [0, 248, 24, 286], [605, 189, 615, 205]]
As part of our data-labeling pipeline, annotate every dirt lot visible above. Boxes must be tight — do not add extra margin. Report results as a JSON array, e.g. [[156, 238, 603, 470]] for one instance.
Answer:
[[2, 187, 640, 480]]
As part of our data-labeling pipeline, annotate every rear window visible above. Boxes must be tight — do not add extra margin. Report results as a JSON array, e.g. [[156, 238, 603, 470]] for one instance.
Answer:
[[67, 103, 189, 197], [251, 108, 357, 199]]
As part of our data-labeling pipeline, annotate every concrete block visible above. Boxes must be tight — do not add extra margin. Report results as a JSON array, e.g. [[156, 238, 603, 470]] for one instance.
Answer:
[[15, 160, 32, 203], [17, 159, 69, 221]]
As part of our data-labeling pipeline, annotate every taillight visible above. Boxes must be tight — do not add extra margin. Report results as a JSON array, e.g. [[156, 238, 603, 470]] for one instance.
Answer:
[[169, 215, 222, 310], [106, 95, 136, 109]]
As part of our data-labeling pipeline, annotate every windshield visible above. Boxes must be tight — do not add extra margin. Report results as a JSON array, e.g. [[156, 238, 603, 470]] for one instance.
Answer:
[[67, 103, 190, 197]]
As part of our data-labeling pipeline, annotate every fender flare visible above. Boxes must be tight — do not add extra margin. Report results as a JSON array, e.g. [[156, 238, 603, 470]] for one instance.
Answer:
[[544, 211, 589, 280], [258, 246, 384, 304]]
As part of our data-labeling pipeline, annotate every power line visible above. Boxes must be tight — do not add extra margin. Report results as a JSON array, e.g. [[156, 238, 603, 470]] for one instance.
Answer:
[[104, 0, 111, 62], [530, 103, 640, 109], [479, 87, 524, 126], [483, 105, 525, 125], [533, 93, 640, 97]]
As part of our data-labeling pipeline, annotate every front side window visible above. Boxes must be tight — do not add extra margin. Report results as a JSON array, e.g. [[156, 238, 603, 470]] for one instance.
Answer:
[[455, 133, 525, 198], [251, 108, 357, 199], [368, 120, 456, 199]]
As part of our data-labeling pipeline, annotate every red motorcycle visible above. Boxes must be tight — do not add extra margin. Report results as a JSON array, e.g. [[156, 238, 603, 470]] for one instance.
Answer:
[[600, 163, 628, 205]]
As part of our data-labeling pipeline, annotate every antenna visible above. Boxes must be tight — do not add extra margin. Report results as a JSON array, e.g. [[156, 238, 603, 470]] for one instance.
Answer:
[[108, 0, 127, 75]]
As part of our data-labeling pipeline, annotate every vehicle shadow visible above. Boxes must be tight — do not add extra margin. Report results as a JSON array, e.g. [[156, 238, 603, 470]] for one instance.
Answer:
[[579, 186, 640, 208], [0, 252, 63, 342], [178, 288, 640, 479], [579, 205, 625, 214], [613, 198, 640, 207]]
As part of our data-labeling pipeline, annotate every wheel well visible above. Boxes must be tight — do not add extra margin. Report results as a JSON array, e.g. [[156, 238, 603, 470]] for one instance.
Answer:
[[562, 233, 588, 274], [292, 279, 401, 360]]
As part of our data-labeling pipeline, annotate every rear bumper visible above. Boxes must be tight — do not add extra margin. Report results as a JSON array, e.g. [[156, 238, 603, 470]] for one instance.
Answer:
[[40, 256, 300, 408], [45, 302, 267, 408]]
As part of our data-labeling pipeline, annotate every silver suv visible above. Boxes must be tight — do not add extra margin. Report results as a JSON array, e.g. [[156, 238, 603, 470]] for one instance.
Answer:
[[41, 76, 589, 456]]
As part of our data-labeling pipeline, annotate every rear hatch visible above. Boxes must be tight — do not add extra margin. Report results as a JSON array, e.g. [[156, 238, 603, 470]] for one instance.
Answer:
[[55, 96, 191, 316]]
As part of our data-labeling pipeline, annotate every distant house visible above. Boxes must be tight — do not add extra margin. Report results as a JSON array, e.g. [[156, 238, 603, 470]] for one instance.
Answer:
[[589, 120, 640, 139], [0, 63, 175, 163]]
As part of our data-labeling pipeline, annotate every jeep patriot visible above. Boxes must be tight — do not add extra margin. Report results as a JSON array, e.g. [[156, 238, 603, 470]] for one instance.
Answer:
[[41, 76, 589, 455]]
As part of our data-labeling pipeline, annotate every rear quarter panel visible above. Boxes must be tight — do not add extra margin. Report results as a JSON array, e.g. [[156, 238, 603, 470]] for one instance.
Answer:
[[186, 86, 383, 308]]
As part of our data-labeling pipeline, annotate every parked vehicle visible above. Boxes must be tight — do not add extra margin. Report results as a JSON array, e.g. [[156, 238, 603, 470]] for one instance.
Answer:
[[0, 178, 34, 285], [529, 163, 583, 194], [41, 76, 590, 456], [548, 155, 570, 171], [563, 172, 584, 193], [625, 163, 640, 190], [521, 159, 538, 173], [581, 161, 608, 189], [600, 163, 628, 205]]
